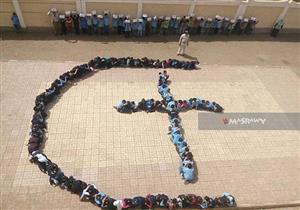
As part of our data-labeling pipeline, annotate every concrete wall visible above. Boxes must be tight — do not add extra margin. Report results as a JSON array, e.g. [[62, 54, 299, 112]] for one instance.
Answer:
[[194, 5, 238, 19], [0, 1, 14, 27], [86, 2, 137, 17], [1, 0, 299, 31], [19, 0, 76, 27], [143, 4, 190, 17], [284, 7, 300, 29], [244, 6, 283, 28]]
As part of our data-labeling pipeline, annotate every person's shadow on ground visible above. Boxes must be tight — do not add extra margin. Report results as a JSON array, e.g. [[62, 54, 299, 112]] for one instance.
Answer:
[[181, 54, 198, 61]]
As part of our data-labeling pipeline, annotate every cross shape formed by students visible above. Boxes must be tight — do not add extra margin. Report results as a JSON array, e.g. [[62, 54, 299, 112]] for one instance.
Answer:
[[114, 72, 224, 183]]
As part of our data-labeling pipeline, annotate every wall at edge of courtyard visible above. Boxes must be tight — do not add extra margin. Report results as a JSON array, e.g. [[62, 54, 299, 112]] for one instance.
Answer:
[[244, 6, 283, 28], [0, 0, 14, 27], [142, 4, 190, 17], [194, 5, 238, 19], [86, 2, 137, 18], [284, 7, 300, 29], [19, 0, 76, 27], [0, 0, 299, 31]]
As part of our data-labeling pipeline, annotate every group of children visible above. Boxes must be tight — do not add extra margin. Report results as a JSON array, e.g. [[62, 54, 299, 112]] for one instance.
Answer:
[[47, 8, 258, 37], [10, 9, 287, 38], [114, 71, 224, 183], [27, 56, 234, 209], [158, 72, 197, 183], [88, 56, 199, 70]]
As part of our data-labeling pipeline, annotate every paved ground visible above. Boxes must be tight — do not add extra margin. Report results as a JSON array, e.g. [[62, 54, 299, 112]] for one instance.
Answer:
[[1, 31, 299, 71], [0, 33, 299, 210]]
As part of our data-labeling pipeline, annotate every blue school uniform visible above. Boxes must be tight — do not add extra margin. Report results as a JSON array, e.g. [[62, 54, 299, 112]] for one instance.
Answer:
[[158, 85, 169, 95], [98, 19, 104, 28], [142, 20, 146, 31], [118, 19, 124, 27], [212, 19, 218, 29], [112, 18, 118, 28], [151, 19, 157, 28], [178, 146, 187, 155], [145, 100, 154, 109], [104, 16, 109, 26], [131, 22, 137, 35], [195, 98, 202, 108], [124, 22, 131, 32], [11, 15, 20, 25], [167, 101, 176, 110], [92, 17, 98, 26], [177, 141, 187, 151], [205, 101, 214, 110], [80, 17, 88, 29], [174, 20, 180, 29], [170, 127, 180, 134], [116, 101, 124, 110], [170, 18, 175, 29], [217, 20, 223, 29], [137, 22, 143, 37], [132, 22, 137, 30], [86, 17, 92, 26], [182, 166, 195, 182], [172, 133, 183, 145], [163, 93, 173, 102]]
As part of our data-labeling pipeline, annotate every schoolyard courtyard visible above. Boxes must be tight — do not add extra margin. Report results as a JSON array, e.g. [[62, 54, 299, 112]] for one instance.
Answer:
[[0, 32, 299, 209]]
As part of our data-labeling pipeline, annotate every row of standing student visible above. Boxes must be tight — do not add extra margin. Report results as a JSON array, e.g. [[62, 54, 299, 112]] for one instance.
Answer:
[[47, 8, 258, 37]]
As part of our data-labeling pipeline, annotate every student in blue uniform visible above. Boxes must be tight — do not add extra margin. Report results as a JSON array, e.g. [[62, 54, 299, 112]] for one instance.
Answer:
[[174, 16, 180, 35], [204, 100, 214, 111], [114, 100, 126, 111], [137, 19, 143, 37], [59, 14, 67, 35], [245, 16, 257, 34], [112, 14, 118, 34], [180, 163, 195, 182], [11, 12, 21, 32], [233, 16, 242, 34], [151, 16, 158, 34], [171, 131, 183, 145], [97, 15, 104, 35], [142, 14, 148, 35], [131, 19, 138, 37], [170, 15, 177, 34], [103, 11, 110, 34], [124, 19, 131, 37], [86, 13, 92, 34], [203, 18, 212, 34], [210, 16, 218, 34], [117, 14, 124, 34], [91, 10, 98, 34], [145, 17, 151, 36], [71, 10, 80, 35], [216, 15, 223, 34], [79, 13, 88, 34], [220, 17, 229, 34]]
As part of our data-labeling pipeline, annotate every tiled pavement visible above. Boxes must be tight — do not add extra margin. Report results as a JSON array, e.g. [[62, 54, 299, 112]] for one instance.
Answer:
[[0, 60, 299, 209]]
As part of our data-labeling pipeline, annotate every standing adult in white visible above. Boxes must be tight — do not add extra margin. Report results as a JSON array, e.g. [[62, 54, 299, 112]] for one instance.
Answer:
[[177, 30, 190, 55]]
